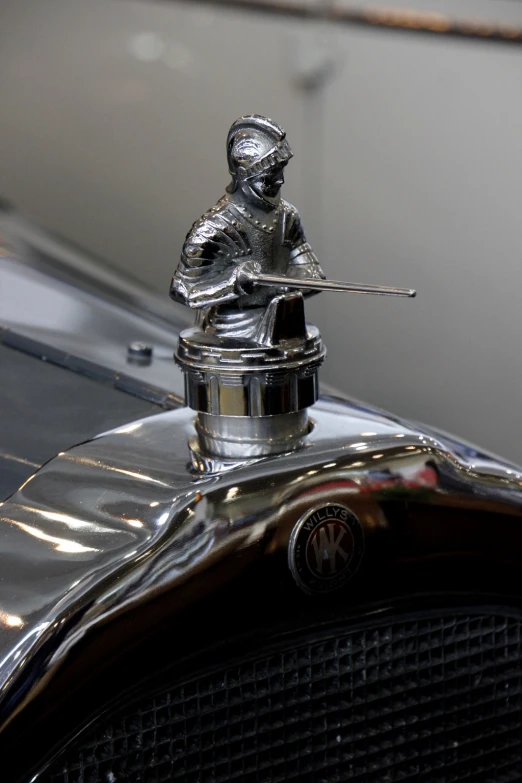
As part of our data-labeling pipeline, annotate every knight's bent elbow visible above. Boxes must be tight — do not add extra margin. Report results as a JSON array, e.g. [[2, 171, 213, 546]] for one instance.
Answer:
[[170, 280, 209, 309]]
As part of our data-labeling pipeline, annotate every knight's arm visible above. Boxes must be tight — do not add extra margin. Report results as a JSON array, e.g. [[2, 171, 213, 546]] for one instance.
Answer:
[[170, 222, 247, 309], [283, 204, 325, 295], [170, 257, 240, 309]]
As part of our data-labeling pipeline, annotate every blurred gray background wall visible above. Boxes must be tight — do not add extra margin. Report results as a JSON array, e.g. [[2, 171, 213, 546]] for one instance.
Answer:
[[1, 0, 522, 460]]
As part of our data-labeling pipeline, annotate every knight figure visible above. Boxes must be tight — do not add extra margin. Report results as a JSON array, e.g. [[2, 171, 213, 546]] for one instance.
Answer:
[[170, 114, 325, 343], [171, 115, 414, 459]]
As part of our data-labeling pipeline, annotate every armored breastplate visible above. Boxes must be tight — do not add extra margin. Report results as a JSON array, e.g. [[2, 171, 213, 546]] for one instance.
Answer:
[[230, 201, 287, 276]]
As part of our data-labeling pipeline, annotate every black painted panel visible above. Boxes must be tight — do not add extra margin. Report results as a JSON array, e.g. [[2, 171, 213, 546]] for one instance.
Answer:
[[0, 344, 161, 501]]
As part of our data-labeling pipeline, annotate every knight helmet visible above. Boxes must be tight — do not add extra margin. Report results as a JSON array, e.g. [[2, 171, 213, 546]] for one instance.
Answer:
[[226, 115, 293, 192]]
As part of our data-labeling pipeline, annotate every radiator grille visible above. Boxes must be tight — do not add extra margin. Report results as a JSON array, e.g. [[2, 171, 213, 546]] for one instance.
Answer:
[[42, 611, 522, 782]]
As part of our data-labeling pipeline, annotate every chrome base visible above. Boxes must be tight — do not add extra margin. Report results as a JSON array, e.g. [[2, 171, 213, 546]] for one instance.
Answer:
[[194, 410, 310, 460], [176, 305, 325, 418], [175, 294, 324, 459]]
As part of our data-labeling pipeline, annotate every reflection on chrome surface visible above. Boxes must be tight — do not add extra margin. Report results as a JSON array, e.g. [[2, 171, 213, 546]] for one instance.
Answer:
[[0, 395, 522, 728]]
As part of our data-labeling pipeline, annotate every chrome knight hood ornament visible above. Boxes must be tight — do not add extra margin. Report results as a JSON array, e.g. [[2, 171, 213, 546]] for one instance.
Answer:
[[170, 115, 415, 463]]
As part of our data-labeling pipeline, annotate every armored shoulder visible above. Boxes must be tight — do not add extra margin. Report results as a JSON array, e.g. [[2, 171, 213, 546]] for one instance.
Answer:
[[181, 198, 250, 268], [281, 199, 307, 249]]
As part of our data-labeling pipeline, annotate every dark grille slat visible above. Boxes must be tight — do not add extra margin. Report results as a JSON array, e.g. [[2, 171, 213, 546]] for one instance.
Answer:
[[43, 612, 522, 783]]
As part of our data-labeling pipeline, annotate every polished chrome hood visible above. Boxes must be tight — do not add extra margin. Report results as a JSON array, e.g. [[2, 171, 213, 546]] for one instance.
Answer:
[[1, 394, 522, 728]]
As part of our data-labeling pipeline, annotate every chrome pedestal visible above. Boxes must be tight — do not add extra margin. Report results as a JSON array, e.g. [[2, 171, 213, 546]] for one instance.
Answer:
[[195, 410, 310, 459], [175, 292, 325, 460]]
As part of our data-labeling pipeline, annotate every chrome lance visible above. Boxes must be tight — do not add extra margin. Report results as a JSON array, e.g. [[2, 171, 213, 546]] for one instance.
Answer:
[[238, 268, 416, 298]]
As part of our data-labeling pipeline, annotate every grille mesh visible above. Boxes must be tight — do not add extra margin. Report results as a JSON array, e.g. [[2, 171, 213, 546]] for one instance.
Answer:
[[42, 612, 522, 782]]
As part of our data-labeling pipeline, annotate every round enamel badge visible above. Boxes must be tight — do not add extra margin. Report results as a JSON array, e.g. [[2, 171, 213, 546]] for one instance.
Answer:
[[289, 503, 365, 594]]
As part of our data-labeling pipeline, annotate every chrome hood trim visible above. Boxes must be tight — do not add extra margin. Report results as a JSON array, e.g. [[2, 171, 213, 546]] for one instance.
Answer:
[[0, 395, 522, 724]]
